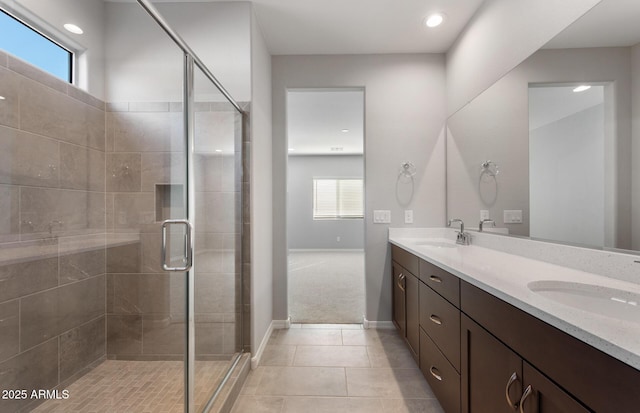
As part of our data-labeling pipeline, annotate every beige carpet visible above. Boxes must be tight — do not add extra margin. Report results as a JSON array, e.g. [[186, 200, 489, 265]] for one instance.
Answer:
[[288, 251, 365, 324]]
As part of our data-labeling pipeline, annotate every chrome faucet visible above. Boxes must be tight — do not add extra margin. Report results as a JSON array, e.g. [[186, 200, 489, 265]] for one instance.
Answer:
[[479, 219, 495, 232], [448, 218, 470, 245]]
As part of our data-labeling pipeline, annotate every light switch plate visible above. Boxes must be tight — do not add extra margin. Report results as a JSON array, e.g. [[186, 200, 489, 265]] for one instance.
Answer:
[[480, 210, 490, 221], [404, 210, 413, 224], [373, 210, 391, 224], [504, 209, 523, 224]]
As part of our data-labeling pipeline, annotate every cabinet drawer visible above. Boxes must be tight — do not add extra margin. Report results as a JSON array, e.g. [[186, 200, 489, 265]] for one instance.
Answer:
[[391, 245, 419, 276], [420, 282, 460, 372], [419, 259, 460, 307], [420, 329, 461, 413]]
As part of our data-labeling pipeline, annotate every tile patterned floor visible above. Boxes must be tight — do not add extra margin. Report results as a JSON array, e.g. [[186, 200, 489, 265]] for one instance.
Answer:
[[288, 251, 365, 324], [231, 325, 445, 413], [31, 360, 231, 413]]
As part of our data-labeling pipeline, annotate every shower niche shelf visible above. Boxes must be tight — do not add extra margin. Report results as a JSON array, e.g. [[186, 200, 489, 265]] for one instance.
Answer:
[[155, 184, 185, 222]]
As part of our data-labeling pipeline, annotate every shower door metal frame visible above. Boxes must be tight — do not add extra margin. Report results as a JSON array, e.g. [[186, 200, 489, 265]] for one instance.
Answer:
[[136, 1, 245, 412]]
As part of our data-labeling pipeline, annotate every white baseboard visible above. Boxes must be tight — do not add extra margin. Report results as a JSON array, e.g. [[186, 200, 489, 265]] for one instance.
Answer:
[[363, 318, 395, 329], [250, 318, 291, 370]]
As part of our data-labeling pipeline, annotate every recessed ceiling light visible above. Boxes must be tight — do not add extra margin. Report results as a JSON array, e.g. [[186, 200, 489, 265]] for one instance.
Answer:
[[0, 96, 5, 100], [425, 13, 445, 28], [288, 148, 295, 151], [341, 129, 349, 133], [573, 85, 591, 93], [64, 23, 83, 35], [215, 149, 222, 153]]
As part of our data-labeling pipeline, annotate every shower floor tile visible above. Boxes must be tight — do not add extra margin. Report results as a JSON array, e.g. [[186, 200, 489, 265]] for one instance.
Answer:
[[31, 359, 231, 413]]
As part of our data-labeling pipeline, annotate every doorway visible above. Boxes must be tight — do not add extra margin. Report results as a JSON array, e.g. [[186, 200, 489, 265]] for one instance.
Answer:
[[286, 89, 365, 324]]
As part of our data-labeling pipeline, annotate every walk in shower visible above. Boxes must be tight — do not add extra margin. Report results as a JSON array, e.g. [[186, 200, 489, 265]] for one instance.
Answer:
[[0, 1, 247, 412]]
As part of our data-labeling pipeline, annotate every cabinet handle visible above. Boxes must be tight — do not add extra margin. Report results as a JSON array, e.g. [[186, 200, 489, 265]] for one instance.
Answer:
[[397, 273, 405, 292], [429, 275, 442, 283], [429, 366, 443, 381], [519, 385, 533, 413], [429, 315, 442, 325], [505, 372, 519, 410]]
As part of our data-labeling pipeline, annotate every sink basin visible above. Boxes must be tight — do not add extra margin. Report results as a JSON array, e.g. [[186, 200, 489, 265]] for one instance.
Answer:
[[528, 280, 640, 324], [414, 240, 457, 249]]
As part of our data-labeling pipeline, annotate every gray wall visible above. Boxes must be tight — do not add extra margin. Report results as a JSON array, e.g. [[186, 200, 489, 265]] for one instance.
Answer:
[[288, 155, 364, 249], [446, 0, 600, 116], [272, 54, 447, 323], [249, 9, 273, 358], [632, 44, 640, 250]]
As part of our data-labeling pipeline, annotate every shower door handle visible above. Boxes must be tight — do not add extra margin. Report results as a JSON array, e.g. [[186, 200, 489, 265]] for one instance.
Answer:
[[161, 219, 193, 271]]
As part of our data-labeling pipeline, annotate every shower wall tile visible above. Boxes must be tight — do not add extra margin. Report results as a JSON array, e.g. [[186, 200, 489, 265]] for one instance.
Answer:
[[194, 154, 222, 192], [0, 339, 58, 413], [0, 185, 19, 243], [106, 193, 114, 230], [0, 257, 58, 303], [142, 316, 185, 354], [107, 273, 170, 314], [8, 55, 68, 94], [140, 233, 163, 273], [195, 273, 235, 314], [113, 192, 155, 229], [129, 102, 169, 112], [59, 316, 106, 382], [60, 143, 105, 191], [107, 243, 141, 273], [107, 315, 142, 355], [141, 152, 185, 191], [195, 192, 237, 233], [20, 275, 105, 350], [68, 85, 105, 110], [19, 77, 105, 151], [109, 112, 182, 152], [0, 67, 20, 128], [195, 322, 224, 355], [0, 127, 60, 188], [20, 188, 105, 237], [107, 153, 142, 192], [0, 300, 19, 362], [106, 102, 129, 112], [59, 248, 106, 285], [194, 111, 235, 153]]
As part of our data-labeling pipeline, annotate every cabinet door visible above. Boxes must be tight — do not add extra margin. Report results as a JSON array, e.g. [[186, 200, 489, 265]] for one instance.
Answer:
[[461, 315, 522, 413], [520, 362, 590, 413], [392, 262, 406, 337], [405, 272, 419, 359]]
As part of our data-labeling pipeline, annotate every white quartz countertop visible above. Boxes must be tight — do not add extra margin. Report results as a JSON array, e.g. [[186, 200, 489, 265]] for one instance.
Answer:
[[389, 230, 640, 371]]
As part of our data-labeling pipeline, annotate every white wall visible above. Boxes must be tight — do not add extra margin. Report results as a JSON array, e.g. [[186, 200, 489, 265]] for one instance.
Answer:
[[530, 104, 605, 247], [446, 0, 600, 116], [8, 0, 105, 99], [249, 9, 273, 357], [104, 2, 251, 102], [288, 155, 364, 249], [632, 43, 640, 250], [272, 54, 447, 323], [447, 47, 632, 248]]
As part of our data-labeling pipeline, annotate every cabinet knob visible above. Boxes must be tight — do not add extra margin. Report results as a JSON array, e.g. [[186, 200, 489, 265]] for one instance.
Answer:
[[505, 372, 520, 410], [519, 385, 533, 413]]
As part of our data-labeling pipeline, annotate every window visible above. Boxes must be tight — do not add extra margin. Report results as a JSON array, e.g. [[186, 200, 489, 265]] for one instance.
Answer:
[[0, 9, 73, 82], [313, 179, 364, 219]]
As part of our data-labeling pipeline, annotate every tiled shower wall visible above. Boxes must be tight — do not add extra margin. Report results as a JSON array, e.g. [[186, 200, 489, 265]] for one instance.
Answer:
[[105, 102, 244, 360], [0, 52, 107, 413]]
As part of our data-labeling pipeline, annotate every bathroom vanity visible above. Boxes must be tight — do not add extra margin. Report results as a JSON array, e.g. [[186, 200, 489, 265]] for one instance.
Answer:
[[389, 229, 640, 413]]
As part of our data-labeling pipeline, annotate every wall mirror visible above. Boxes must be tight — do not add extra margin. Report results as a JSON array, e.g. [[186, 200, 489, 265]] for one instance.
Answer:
[[446, 0, 640, 254]]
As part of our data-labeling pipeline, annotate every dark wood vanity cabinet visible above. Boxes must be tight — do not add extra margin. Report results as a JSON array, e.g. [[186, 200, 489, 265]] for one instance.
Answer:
[[390, 243, 640, 413], [461, 314, 589, 413]]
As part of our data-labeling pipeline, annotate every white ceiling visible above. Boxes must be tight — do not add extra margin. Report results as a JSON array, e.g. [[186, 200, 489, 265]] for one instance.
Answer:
[[123, 0, 485, 54], [544, 0, 640, 49], [287, 89, 364, 155]]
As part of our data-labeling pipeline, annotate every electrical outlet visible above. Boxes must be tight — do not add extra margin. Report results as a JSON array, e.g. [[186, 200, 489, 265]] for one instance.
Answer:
[[404, 210, 413, 224]]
